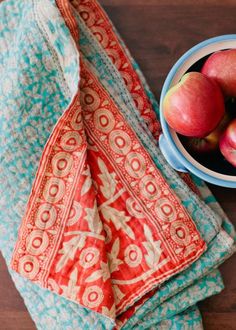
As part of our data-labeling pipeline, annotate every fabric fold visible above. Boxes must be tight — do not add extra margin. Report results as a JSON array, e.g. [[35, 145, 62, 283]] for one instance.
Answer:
[[0, 0, 235, 329]]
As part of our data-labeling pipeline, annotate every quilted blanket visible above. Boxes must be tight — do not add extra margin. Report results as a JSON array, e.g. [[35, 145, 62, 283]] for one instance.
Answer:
[[0, 0, 235, 329]]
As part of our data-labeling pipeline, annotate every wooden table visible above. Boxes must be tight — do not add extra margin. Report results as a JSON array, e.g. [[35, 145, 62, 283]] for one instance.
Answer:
[[1, 0, 236, 329]]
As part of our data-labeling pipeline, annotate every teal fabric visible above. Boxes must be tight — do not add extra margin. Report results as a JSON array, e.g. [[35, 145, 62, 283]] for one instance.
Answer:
[[157, 305, 203, 330], [0, 1, 113, 329], [0, 1, 235, 329], [127, 269, 223, 329]]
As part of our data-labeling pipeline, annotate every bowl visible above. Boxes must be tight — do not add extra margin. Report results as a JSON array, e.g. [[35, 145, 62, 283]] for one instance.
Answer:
[[159, 34, 236, 188]]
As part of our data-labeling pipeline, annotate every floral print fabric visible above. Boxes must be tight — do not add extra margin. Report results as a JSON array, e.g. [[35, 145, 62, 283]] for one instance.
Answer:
[[0, 0, 235, 329]]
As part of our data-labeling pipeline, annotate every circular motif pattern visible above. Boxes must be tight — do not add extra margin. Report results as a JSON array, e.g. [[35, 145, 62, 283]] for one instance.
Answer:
[[78, 5, 96, 27], [43, 177, 66, 203], [60, 131, 82, 152], [125, 152, 146, 178], [142, 115, 152, 126], [139, 175, 161, 200], [109, 130, 132, 155], [81, 87, 100, 112], [106, 48, 122, 70], [170, 221, 191, 246], [124, 244, 142, 268], [71, 110, 82, 130], [132, 92, 144, 111], [94, 108, 115, 133], [82, 285, 104, 308], [26, 230, 49, 256], [52, 152, 73, 177], [18, 255, 40, 280], [132, 93, 144, 110], [67, 201, 82, 226], [155, 198, 177, 222], [145, 121, 154, 134], [91, 26, 109, 48], [126, 198, 144, 219], [35, 203, 57, 229], [79, 247, 100, 269], [121, 71, 133, 90]]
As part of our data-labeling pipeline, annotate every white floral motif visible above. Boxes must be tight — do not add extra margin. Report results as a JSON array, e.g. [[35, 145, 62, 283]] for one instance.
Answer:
[[84, 201, 103, 234], [47, 278, 60, 294], [107, 238, 123, 273], [142, 224, 163, 268], [102, 304, 116, 319], [101, 205, 135, 240], [97, 158, 135, 239], [97, 157, 117, 199], [103, 223, 112, 244], [113, 285, 125, 305], [81, 166, 93, 196], [55, 235, 86, 273], [85, 261, 110, 283], [60, 268, 80, 301]]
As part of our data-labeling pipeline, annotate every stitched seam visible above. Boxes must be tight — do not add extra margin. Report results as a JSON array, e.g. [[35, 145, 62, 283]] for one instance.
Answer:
[[33, 0, 71, 99]]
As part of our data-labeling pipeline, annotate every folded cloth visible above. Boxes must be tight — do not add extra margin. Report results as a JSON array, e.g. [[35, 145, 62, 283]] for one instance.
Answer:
[[0, 0, 235, 329]]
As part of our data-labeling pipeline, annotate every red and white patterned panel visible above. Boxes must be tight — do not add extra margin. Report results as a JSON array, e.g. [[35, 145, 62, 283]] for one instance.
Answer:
[[11, 0, 206, 323]]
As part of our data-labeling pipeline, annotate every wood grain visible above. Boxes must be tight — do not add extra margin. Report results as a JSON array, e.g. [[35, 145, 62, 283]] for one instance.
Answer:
[[0, 256, 36, 330], [101, 0, 236, 6], [1, 0, 236, 329]]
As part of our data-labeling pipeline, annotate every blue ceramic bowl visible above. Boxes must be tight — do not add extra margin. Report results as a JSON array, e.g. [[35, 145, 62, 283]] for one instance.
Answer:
[[159, 34, 236, 188]]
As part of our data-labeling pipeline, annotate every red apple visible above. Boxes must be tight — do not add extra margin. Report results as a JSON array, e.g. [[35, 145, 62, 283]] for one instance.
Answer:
[[219, 118, 236, 167], [163, 72, 225, 137], [186, 113, 231, 153], [186, 130, 221, 153], [201, 49, 236, 97]]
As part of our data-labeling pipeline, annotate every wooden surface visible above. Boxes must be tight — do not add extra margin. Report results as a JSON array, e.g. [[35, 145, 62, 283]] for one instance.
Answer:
[[1, 0, 236, 329]]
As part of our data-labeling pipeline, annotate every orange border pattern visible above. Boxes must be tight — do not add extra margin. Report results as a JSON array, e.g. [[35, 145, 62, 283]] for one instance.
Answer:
[[72, 0, 161, 139]]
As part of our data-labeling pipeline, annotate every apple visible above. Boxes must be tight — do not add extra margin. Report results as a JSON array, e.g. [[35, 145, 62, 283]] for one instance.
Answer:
[[163, 72, 225, 137], [185, 130, 221, 153], [219, 118, 236, 167], [201, 49, 236, 97], [185, 112, 231, 153]]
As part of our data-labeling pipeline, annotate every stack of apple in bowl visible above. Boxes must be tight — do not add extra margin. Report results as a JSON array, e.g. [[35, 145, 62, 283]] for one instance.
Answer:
[[163, 49, 236, 175]]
